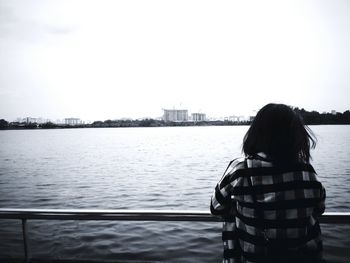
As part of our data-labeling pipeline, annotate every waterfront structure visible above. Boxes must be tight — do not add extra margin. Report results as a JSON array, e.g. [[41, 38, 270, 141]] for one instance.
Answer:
[[191, 113, 206, 122], [0, 208, 347, 263], [65, 118, 81, 126], [163, 109, 188, 122]]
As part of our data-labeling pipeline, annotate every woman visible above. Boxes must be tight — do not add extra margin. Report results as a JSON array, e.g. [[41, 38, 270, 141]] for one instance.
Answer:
[[210, 103, 326, 263]]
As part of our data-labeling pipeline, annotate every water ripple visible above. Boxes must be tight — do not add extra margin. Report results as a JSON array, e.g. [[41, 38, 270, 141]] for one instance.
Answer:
[[0, 126, 349, 262]]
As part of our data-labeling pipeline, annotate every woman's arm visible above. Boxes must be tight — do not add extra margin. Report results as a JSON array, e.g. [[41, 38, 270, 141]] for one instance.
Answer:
[[314, 186, 326, 216], [210, 159, 244, 217], [210, 182, 233, 216]]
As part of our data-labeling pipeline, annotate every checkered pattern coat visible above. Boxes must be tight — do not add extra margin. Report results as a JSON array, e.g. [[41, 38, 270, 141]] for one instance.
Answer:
[[210, 153, 326, 263]]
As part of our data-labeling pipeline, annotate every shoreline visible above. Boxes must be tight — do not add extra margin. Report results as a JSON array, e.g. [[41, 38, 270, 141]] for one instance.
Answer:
[[1, 122, 350, 131], [0, 120, 251, 130]]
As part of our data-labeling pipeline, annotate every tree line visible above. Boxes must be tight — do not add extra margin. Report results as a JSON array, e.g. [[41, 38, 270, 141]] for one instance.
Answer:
[[294, 108, 350, 125], [0, 118, 250, 129], [1, 109, 349, 130]]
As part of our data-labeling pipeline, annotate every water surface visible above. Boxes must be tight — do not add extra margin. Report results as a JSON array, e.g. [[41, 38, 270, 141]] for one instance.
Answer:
[[0, 125, 349, 262]]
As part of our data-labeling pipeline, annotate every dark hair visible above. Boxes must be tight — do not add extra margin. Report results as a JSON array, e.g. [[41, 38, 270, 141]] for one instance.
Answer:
[[243, 103, 316, 164]]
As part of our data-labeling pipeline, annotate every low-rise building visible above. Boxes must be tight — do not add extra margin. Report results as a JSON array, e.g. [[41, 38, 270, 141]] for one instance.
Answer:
[[225, 115, 239, 122], [65, 118, 81, 125], [23, 117, 51, 124]]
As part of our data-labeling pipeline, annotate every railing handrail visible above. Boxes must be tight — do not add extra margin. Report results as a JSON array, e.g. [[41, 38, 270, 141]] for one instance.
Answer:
[[1, 209, 349, 262], [0, 208, 349, 224]]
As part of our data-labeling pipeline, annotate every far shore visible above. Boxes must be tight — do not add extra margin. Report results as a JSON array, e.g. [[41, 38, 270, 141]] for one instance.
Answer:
[[1, 120, 252, 130], [1, 108, 350, 130], [1, 120, 350, 131]]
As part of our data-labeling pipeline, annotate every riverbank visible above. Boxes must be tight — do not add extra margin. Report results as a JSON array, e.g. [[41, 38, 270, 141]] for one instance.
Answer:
[[0, 119, 252, 129], [1, 108, 350, 129]]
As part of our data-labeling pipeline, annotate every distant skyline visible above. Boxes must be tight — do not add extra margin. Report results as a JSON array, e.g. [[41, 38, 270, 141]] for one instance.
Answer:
[[1, 0, 350, 121], [3, 106, 348, 124]]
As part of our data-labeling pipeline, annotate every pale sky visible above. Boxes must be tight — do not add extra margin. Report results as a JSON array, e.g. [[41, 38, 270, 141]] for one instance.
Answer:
[[0, 0, 349, 121]]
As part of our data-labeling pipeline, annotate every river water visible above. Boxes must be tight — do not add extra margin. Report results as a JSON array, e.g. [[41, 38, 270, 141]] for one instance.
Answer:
[[0, 125, 349, 262]]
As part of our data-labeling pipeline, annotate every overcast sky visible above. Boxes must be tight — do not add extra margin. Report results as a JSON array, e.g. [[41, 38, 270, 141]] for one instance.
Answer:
[[0, 0, 349, 121]]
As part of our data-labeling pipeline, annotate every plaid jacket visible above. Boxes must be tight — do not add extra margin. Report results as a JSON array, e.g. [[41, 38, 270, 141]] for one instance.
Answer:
[[210, 153, 326, 263]]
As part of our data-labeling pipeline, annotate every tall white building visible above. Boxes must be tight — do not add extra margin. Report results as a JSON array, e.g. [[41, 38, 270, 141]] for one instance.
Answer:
[[163, 109, 188, 122], [191, 113, 206, 122]]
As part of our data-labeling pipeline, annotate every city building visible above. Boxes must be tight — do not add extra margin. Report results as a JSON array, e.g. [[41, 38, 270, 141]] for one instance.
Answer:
[[163, 109, 188, 122], [65, 118, 81, 125], [191, 113, 206, 122]]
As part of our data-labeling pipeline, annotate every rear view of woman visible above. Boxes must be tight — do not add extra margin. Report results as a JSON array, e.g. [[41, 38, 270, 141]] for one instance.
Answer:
[[210, 103, 326, 263]]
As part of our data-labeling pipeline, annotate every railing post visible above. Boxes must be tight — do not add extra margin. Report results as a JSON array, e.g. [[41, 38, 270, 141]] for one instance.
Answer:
[[21, 218, 30, 263]]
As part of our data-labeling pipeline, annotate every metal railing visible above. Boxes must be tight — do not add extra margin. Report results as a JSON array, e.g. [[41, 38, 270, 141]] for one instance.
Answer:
[[0, 209, 349, 263]]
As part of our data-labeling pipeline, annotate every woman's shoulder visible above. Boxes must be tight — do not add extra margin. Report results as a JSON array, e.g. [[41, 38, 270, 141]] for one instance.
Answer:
[[224, 157, 246, 176], [245, 152, 274, 169], [219, 157, 247, 188], [246, 152, 317, 173], [224, 153, 273, 175]]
